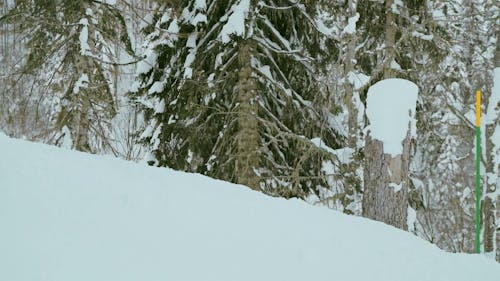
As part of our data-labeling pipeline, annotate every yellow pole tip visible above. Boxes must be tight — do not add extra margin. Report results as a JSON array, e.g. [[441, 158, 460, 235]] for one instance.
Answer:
[[476, 90, 481, 127]]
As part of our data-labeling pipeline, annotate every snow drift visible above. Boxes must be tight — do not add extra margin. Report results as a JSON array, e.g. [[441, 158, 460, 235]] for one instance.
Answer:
[[0, 133, 498, 281]]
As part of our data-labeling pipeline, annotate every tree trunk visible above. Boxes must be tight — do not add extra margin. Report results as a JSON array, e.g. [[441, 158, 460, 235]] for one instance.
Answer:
[[483, 30, 499, 259], [344, 0, 358, 147], [492, 34, 500, 262], [482, 197, 495, 253], [236, 40, 260, 190], [497, 195, 500, 262], [361, 0, 409, 230], [73, 93, 91, 152], [362, 130, 410, 230], [383, 0, 396, 79], [71, 44, 92, 152]]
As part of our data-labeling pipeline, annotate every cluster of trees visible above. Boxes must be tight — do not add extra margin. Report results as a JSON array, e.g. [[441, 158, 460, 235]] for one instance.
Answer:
[[1, 0, 498, 261]]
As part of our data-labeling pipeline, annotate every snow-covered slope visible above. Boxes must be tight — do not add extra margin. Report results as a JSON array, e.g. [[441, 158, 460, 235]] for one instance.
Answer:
[[0, 134, 498, 281]]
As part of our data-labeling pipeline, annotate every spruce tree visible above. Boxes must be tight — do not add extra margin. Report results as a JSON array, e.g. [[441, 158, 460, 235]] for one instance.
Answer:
[[1, 0, 133, 152], [132, 0, 343, 198]]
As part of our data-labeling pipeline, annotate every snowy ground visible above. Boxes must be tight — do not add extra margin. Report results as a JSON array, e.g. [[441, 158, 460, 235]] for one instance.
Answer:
[[0, 133, 499, 281]]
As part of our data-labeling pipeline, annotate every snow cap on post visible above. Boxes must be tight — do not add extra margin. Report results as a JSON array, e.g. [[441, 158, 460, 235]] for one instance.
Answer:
[[366, 78, 419, 157]]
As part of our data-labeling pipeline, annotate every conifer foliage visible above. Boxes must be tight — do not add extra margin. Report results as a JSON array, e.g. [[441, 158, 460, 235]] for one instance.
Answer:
[[133, 0, 341, 197], [1, 0, 133, 152]]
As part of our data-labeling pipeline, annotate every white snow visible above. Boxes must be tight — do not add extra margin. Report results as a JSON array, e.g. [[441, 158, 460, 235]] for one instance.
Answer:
[[320, 160, 335, 176], [314, 8, 337, 37], [182, 1, 207, 26], [192, 13, 208, 25], [194, 0, 206, 11], [311, 137, 354, 164], [486, 67, 500, 125], [347, 71, 370, 90], [390, 59, 402, 70], [167, 19, 180, 34], [139, 118, 157, 139], [73, 73, 89, 94], [219, 0, 250, 43], [315, 17, 335, 36], [389, 182, 403, 192], [148, 81, 165, 95], [186, 33, 197, 48], [407, 205, 417, 233], [78, 18, 90, 56], [60, 126, 73, 149], [342, 13, 359, 35], [136, 49, 158, 75], [167, 114, 176, 124], [207, 73, 215, 88], [150, 124, 162, 150], [432, 9, 445, 21], [333, 147, 355, 164], [160, 11, 171, 25], [5, 0, 14, 8], [154, 100, 165, 114], [411, 31, 434, 41], [1, 134, 499, 281], [366, 79, 418, 157], [215, 52, 224, 69], [258, 65, 273, 80], [183, 51, 196, 79], [85, 8, 93, 17], [391, 0, 403, 14]]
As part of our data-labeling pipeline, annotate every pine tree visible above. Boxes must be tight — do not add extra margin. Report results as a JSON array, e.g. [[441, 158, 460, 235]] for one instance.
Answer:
[[132, 0, 345, 198], [356, 0, 419, 230], [1, 0, 133, 152]]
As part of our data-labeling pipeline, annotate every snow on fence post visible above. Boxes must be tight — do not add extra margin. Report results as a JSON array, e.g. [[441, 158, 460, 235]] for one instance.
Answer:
[[362, 79, 418, 230]]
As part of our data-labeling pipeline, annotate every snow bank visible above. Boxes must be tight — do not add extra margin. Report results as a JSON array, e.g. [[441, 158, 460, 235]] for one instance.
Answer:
[[366, 79, 418, 157], [0, 134, 499, 281]]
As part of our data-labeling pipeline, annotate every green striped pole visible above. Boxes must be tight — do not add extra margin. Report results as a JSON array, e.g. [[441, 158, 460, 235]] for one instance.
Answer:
[[475, 90, 481, 254]]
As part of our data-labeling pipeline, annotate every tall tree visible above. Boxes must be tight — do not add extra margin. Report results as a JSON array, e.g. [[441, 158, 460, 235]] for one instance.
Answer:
[[1, 0, 133, 152], [132, 0, 345, 197], [359, 0, 419, 230]]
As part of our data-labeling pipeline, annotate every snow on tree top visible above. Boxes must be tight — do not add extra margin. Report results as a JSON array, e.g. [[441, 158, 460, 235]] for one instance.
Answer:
[[366, 78, 418, 157], [219, 0, 250, 43]]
